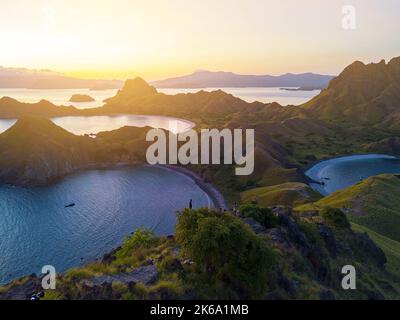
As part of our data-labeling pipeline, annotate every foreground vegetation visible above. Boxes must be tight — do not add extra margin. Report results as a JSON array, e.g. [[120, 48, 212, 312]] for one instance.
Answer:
[[2, 205, 398, 300]]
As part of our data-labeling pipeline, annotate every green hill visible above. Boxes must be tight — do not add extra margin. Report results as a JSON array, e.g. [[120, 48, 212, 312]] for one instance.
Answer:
[[241, 182, 321, 207], [0, 117, 97, 185], [297, 174, 400, 242], [303, 57, 400, 129]]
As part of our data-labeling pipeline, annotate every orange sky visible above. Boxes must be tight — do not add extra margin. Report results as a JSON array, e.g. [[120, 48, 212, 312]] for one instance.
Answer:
[[0, 0, 399, 80]]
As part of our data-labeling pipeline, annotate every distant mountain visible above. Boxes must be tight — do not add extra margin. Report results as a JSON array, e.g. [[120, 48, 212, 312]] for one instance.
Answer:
[[101, 77, 269, 116], [303, 57, 400, 128], [151, 70, 334, 88], [0, 66, 123, 89]]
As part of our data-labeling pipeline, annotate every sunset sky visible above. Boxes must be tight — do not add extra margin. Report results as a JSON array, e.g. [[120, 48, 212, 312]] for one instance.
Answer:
[[0, 0, 399, 80]]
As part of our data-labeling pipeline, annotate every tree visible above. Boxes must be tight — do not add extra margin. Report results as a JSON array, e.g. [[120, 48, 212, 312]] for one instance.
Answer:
[[176, 208, 274, 298]]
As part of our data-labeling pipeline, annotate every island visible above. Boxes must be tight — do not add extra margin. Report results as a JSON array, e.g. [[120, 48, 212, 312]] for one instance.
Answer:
[[69, 94, 95, 102]]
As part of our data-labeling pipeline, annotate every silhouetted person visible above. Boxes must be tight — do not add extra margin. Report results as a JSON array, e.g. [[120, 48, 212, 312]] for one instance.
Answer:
[[233, 201, 238, 216], [189, 199, 193, 209]]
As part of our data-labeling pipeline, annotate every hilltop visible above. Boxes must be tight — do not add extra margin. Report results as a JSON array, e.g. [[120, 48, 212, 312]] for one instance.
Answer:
[[297, 174, 400, 243], [0, 97, 80, 118], [303, 57, 400, 129], [0, 117, 152, 185], [0, 117, 97, 184]]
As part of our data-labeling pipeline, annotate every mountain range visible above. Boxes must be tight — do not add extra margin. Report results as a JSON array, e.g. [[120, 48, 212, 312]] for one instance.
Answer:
[[0, 66, 123, 90], [151, 70, 334, 88]]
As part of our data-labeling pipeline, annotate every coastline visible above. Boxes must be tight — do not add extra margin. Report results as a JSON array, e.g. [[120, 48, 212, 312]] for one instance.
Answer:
[[149, 164, 228, 210], [0, 160, 228, 212], [0, 162, 227, 289]]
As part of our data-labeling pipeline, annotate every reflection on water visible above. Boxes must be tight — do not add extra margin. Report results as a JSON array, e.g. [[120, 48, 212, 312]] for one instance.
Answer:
[[0, 115, 194, 135], [0, 166, 210, 285], [0, 88, 118, 109]]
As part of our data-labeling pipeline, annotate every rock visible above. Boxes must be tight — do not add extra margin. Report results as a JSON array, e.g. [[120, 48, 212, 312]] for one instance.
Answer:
[[242, 217, 267, 234], [91, 265, 159, 287], [182, 259, 194, 265], [317, 223, 337, 258], [265, 228, 291, 248], [0, 274, 41, 300]]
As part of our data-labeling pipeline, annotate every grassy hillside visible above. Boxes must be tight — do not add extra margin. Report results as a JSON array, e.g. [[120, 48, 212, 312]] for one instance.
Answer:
[[297, 174, 400, 242], [302, 57, 400, 129], [0, 117, 98, 184], [2, 206, 396, 300], [241, 182, 321, 207], [351, 223, 400, 276]]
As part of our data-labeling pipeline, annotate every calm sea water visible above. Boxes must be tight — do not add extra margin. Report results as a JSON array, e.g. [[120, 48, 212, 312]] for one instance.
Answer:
[[158, 87, 320, 106], [306, 154, 400, 195], [0, 166, 210, 285], [0, 88, 118, 109], [0, 87, 319, 108], [0, 115, 194, 135]]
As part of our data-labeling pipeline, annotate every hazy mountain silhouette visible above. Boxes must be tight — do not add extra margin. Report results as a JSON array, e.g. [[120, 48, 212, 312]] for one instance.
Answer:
[[151, 70, 334, 88], [0, 66, 123, 89]]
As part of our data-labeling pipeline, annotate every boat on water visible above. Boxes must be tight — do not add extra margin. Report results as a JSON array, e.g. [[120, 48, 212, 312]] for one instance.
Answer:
[[64, 203, 75, 208]]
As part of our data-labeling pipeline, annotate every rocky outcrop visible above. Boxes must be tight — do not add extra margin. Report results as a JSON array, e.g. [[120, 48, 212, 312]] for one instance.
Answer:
[[90, 265, 159, 286], [103, 77, 157, 105], [0, 275, 41, 300]]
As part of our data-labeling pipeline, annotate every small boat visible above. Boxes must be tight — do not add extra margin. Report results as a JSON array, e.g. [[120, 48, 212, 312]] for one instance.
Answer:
[[64, 203, 75, 208]]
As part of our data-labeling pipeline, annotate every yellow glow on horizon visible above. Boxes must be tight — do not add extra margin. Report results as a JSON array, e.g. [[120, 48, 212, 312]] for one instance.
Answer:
[[0, 0, 399, 80]]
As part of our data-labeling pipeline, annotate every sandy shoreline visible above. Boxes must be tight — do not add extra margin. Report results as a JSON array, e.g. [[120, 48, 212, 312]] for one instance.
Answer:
[[150, 164, 228, 210]]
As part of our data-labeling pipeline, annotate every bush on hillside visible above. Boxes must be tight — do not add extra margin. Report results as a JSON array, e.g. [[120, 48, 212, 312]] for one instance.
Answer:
[[320, 207, 350, 229], [176, 208, 274, 297], [238, 204, 279, 228]]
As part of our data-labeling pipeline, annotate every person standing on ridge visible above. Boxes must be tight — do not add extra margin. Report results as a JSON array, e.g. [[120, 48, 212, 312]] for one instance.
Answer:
[[189, 199, 193, 209]]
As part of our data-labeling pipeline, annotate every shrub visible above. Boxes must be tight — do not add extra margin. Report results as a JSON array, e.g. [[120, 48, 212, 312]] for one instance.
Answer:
[[158, 255, 182, 273], [176, 208, 274, 298], [116, 228, 154, 259], [239, 204, 278, 228], [320, 207, 350, 229]]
